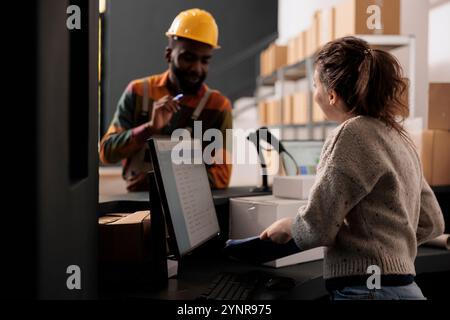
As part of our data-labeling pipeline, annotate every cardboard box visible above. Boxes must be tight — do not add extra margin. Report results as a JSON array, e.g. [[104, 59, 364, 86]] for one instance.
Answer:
[[273, 175, 316, 200], [287, 37, 298, 65], [99, 211, 151, 264], [334, 0, 400, 39], [275, 100, 282, 125], [266, 43, 287, 75], [229, 195, 324, 268], [306, 11, 321, 57], [266, 100, 282, 125], [428, 83, 450, 130], [272, 44, 288, 72], [412, 130, 450, 186], [312, 100, 326, 122], [320, 7, 336, 46], [265, 101, 273, 125], [258, 101, 267, 125], [264, 48, 270, 75], [267, 46, 274, 75], [98, 211, 180, 285], [283, 95, 293, 124], [260, 50, 266, 76], [260, 49, 271, 77], [292, 92, 308, 124], [297, 31, 307, 62]]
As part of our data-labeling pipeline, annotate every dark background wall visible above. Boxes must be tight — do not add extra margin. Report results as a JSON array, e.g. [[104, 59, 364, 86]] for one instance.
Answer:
[[102, 0, 278, 136], [7, 0, 99, 300], [35, 0, 99, 298]]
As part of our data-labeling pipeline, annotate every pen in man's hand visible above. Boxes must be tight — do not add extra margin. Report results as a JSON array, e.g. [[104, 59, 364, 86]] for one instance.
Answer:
[[173, 93, 184, 101], [173, 93, 183, 111]]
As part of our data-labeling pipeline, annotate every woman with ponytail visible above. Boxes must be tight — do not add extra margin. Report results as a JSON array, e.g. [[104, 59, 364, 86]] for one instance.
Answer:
[[260, 37, 444, 300]]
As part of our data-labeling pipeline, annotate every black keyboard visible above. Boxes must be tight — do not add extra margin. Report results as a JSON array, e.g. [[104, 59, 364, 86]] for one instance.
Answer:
[[198, 271, 268, 301]]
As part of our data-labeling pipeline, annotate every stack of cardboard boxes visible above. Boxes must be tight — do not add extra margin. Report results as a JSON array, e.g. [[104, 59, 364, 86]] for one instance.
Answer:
[[258, 100, 282, 126], [413, 83, 450, 186], [266, 100, 282, 126], [259, 0, 401, 127], [259, 44, 287, 77], [267, 0, 401, 77], [334, 0, 400, 38], [259, 92, 326, 126], [286, 9, 335, 66]]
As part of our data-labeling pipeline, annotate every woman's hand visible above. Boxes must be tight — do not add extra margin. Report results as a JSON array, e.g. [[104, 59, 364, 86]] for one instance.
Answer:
[[260, 217, 294, 244]]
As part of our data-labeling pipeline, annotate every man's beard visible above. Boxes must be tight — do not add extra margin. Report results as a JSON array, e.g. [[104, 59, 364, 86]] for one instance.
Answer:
[[171, 63, 206, 94]]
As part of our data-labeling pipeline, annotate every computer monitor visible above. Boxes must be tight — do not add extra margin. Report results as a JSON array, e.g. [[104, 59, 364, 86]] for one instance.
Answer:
[[148, 138, 220, 258], [280, 140, 324, 176]]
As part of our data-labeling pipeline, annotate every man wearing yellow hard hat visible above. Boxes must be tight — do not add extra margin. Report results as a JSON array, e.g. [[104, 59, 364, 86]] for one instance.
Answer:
[[100, 8, 232, 192]]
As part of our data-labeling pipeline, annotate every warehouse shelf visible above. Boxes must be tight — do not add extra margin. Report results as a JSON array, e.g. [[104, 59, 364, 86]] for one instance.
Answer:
[[257, 59, 308, 86], [258, 35, 415, 84], [254, 34, 417, 140]]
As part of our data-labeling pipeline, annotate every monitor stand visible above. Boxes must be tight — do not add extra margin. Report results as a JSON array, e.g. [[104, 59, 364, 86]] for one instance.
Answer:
[[250, 165, 270, 193]]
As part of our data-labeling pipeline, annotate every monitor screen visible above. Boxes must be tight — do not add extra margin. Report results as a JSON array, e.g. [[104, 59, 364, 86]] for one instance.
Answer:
[[148, 138, 220, 257], [281, 140, 324, 176]]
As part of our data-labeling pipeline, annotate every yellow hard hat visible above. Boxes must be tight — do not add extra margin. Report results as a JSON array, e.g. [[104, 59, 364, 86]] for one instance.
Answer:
[[166, 8, 220, 49]]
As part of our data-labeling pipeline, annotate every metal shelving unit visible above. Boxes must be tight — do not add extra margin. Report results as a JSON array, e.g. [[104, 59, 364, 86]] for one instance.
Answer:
[[254, 34, 417, 140]]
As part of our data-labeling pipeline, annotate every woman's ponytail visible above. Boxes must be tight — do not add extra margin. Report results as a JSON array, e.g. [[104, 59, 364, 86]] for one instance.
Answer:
[[315, 37, 409, 136], [354, 48, 374, 116]]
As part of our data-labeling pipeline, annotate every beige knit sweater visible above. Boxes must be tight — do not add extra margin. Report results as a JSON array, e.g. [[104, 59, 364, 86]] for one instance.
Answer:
[[292, 116, 445, 279]]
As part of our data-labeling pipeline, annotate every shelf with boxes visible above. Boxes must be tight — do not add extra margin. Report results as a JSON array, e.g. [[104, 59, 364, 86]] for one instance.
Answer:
[[257, 56, 328, 140], [254, 0, 417, 140], [256, 33, 417, 140], [410, 83, 450, 187], [259, 35, 415, 85]]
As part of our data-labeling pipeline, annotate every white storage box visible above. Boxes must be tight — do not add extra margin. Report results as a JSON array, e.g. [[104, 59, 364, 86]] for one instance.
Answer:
[[273, 175, 316, 200], [229, 195, 324, 268]]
